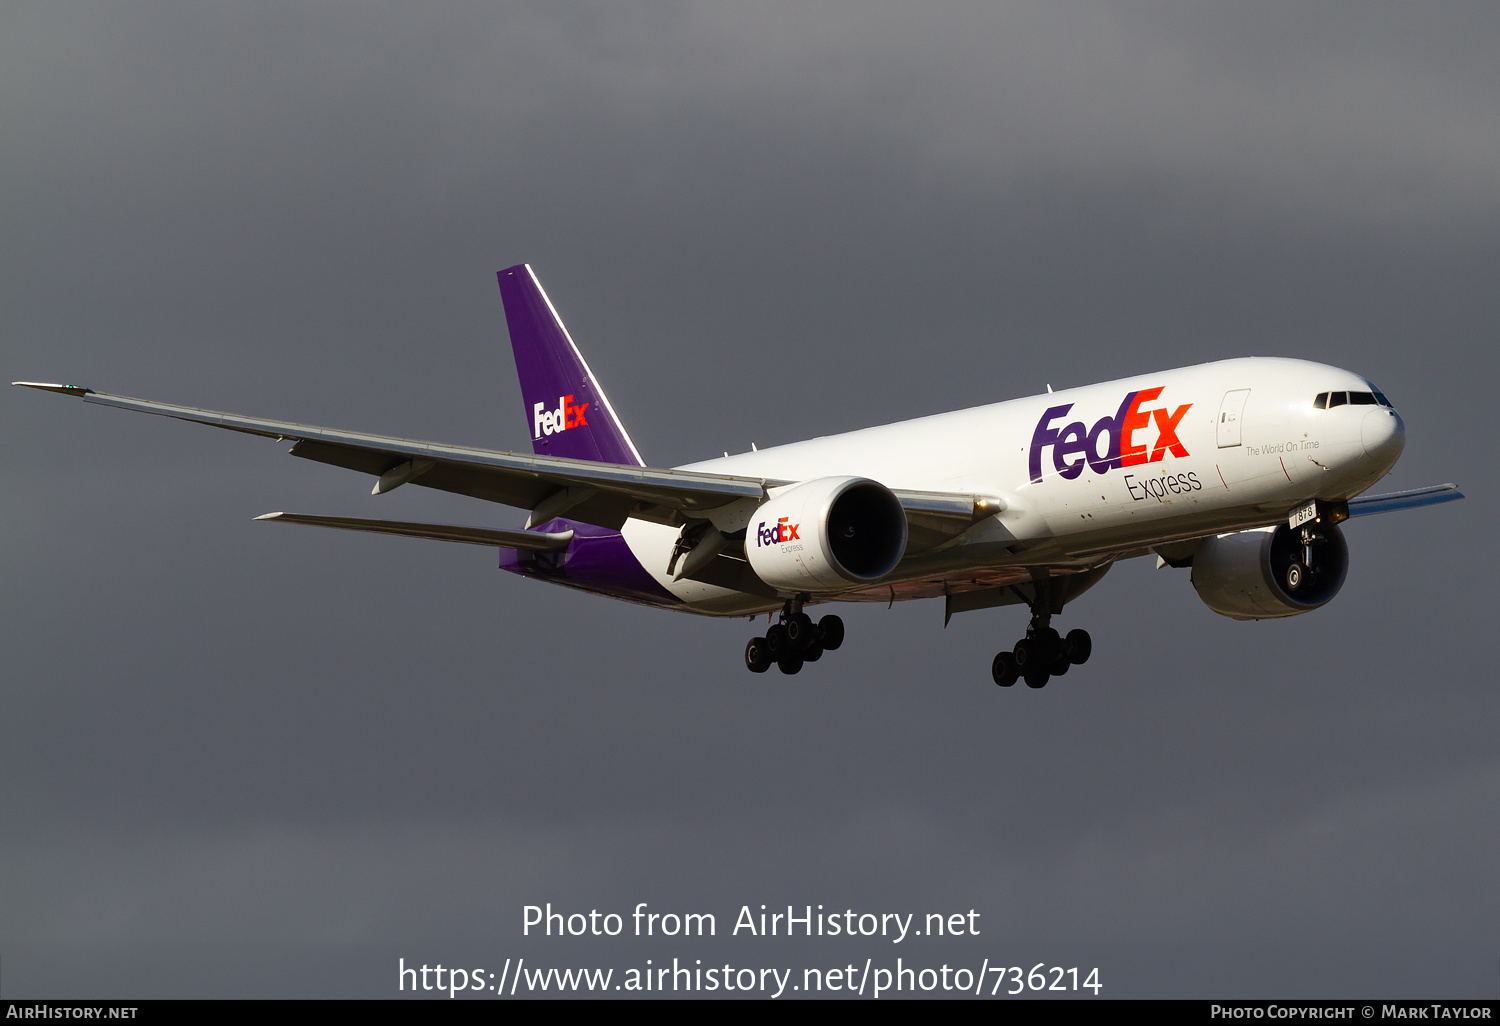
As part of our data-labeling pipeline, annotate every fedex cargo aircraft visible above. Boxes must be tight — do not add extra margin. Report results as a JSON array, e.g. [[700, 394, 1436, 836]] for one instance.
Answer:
[[15, 265, 1463, 688]]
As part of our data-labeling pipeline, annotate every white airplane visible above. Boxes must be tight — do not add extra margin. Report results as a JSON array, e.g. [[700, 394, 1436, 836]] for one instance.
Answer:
[[15, 264, 1462, 688]]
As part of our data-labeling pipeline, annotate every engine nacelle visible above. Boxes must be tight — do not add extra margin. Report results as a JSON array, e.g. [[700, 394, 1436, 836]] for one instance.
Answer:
[[1190, 522, 1348, 620], [745, 476, 908, 593]]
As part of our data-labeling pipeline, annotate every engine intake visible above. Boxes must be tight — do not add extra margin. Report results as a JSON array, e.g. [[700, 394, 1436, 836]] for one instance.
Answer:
[[745, 476, 908, 593], [1191, 522, 1348, 620]]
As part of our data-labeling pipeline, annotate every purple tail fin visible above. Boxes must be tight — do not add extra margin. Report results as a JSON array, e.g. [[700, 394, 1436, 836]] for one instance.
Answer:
[[497, 264, 645, 467]]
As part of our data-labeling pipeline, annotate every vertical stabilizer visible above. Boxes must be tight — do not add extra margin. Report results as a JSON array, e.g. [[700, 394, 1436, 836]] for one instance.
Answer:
[[497, 264, 645, 466]]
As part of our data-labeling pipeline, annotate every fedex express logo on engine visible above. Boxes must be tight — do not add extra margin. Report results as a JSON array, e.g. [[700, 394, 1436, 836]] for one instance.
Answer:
[[1029, 387, 1192, 483], [756, 517, 800, 547], [533, 394, 589, 438]]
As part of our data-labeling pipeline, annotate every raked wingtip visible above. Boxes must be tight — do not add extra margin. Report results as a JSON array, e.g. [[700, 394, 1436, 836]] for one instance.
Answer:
[[12, 381, 93, 396]]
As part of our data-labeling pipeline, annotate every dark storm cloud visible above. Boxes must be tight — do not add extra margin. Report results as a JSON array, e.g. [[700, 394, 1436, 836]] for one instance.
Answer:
[[2, 1, 1496, 997]]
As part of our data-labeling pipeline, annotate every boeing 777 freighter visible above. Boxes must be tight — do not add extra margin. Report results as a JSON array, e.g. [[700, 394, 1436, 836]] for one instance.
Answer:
[[15, 265, 1463, 688]]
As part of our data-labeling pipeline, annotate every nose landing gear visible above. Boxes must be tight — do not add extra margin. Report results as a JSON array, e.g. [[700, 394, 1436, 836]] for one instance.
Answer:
[[1285, 524, 1326, 593], [745, 595, 845, 675]]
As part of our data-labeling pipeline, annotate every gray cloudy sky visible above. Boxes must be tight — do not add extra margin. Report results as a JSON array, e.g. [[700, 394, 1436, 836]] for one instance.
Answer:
[[2, 1, 1497, 999]]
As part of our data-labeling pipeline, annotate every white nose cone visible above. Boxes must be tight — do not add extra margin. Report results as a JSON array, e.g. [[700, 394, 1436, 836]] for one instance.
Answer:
[[1361, 407, 1405, 469]]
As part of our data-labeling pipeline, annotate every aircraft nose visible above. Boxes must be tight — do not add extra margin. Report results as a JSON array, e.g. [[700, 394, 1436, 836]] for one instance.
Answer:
[[1361, 406, 1405, 467]]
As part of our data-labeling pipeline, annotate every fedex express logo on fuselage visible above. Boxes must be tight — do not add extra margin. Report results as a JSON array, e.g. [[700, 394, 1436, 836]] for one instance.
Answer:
[[756, 517, 800, 547], [1029, 387, 1192, 483], [533, 394, 589, 439]]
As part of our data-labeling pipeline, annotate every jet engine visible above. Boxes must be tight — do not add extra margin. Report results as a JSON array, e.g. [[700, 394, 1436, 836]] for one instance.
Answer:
[[744, 476, 907, 593], [1190, 522, 1348, 620]]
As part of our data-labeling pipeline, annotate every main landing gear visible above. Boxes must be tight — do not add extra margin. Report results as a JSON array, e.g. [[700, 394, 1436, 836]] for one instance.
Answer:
[[990, 593, 1091, 690], [744, 595, 845, 675]]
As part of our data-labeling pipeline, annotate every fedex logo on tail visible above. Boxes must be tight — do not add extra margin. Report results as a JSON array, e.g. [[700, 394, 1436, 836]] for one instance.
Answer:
[[756, 517, 800, 547], [533, 394, 590, 439], [1029, 388, 1192, 483]]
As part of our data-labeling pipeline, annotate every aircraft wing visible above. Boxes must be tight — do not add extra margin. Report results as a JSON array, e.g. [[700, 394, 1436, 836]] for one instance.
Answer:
[[1347, 483, 1463, 518], [15, 382, 764, 529], [14, 383, 994, 546]]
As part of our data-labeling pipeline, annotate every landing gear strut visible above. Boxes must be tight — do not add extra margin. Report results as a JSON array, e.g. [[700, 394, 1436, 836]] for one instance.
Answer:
[[745, 595, 845, 675], [1285, 524, 1326, 593], [990, 581, 1091, 689]]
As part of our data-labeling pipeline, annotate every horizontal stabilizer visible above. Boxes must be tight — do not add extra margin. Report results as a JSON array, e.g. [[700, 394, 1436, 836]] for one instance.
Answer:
[[1347, 483, 1463, 518], [255, 512, 573, 550]]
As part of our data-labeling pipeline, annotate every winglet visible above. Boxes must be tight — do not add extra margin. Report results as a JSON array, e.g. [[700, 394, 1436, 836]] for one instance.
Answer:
[[12, 382, 94, 396]]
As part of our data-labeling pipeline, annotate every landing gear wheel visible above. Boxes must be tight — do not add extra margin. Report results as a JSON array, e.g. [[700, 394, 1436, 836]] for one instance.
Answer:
[[1065, 628, 1092, 665], [1013, 638, 1042, 672], [745, 637, 771, 673], [1286, 562, 1307, 592], [785, 613, 816, 650], [1035, 626, 1062, 660], [778, 653, 804, 675], [765, 624, 789, 658], [1048, 655, 1070, 676], [802, 642, 824, 663], [1023, 666, 1050, 689], [817, 614, 845, 651], [992, 651, 1018, 687]]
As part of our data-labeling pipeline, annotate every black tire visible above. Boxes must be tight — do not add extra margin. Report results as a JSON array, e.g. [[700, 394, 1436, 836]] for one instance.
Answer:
[[1049, 655, 1070, 676], [1065, 628, 1092, 665], [766, 624, 788, 657], [817, 614, 845, 651], [1286, 562, 1306, 592], [745, 637, 771, 673], [1013, 638, 1040, 670], [1023, 666, 1050, 689], [786, 613, 815, 650], [778, 653, 804, 675], [992, 651, 1018, 687], [1036, 626, 1063, 664], [802, 642, 824, 663]]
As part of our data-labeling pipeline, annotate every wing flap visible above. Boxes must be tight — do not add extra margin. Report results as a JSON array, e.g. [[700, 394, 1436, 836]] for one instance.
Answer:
[[680, 553, 779, 597], [287, 439, 557, 509]]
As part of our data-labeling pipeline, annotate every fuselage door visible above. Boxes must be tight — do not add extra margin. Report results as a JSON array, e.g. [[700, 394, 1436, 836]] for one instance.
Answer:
[[1217, 389, 1250, 448]]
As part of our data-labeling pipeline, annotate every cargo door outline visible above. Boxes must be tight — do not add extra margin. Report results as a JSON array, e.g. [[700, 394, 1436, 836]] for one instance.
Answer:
[[1217, 389, 1250, 448]]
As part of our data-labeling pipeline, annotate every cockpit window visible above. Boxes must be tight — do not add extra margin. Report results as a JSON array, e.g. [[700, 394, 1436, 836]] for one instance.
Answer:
[[1315, 389, 1393, 410]]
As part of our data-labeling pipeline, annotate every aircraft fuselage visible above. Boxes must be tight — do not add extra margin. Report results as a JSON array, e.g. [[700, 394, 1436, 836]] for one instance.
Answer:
[[510, 357, 1404, 616]]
